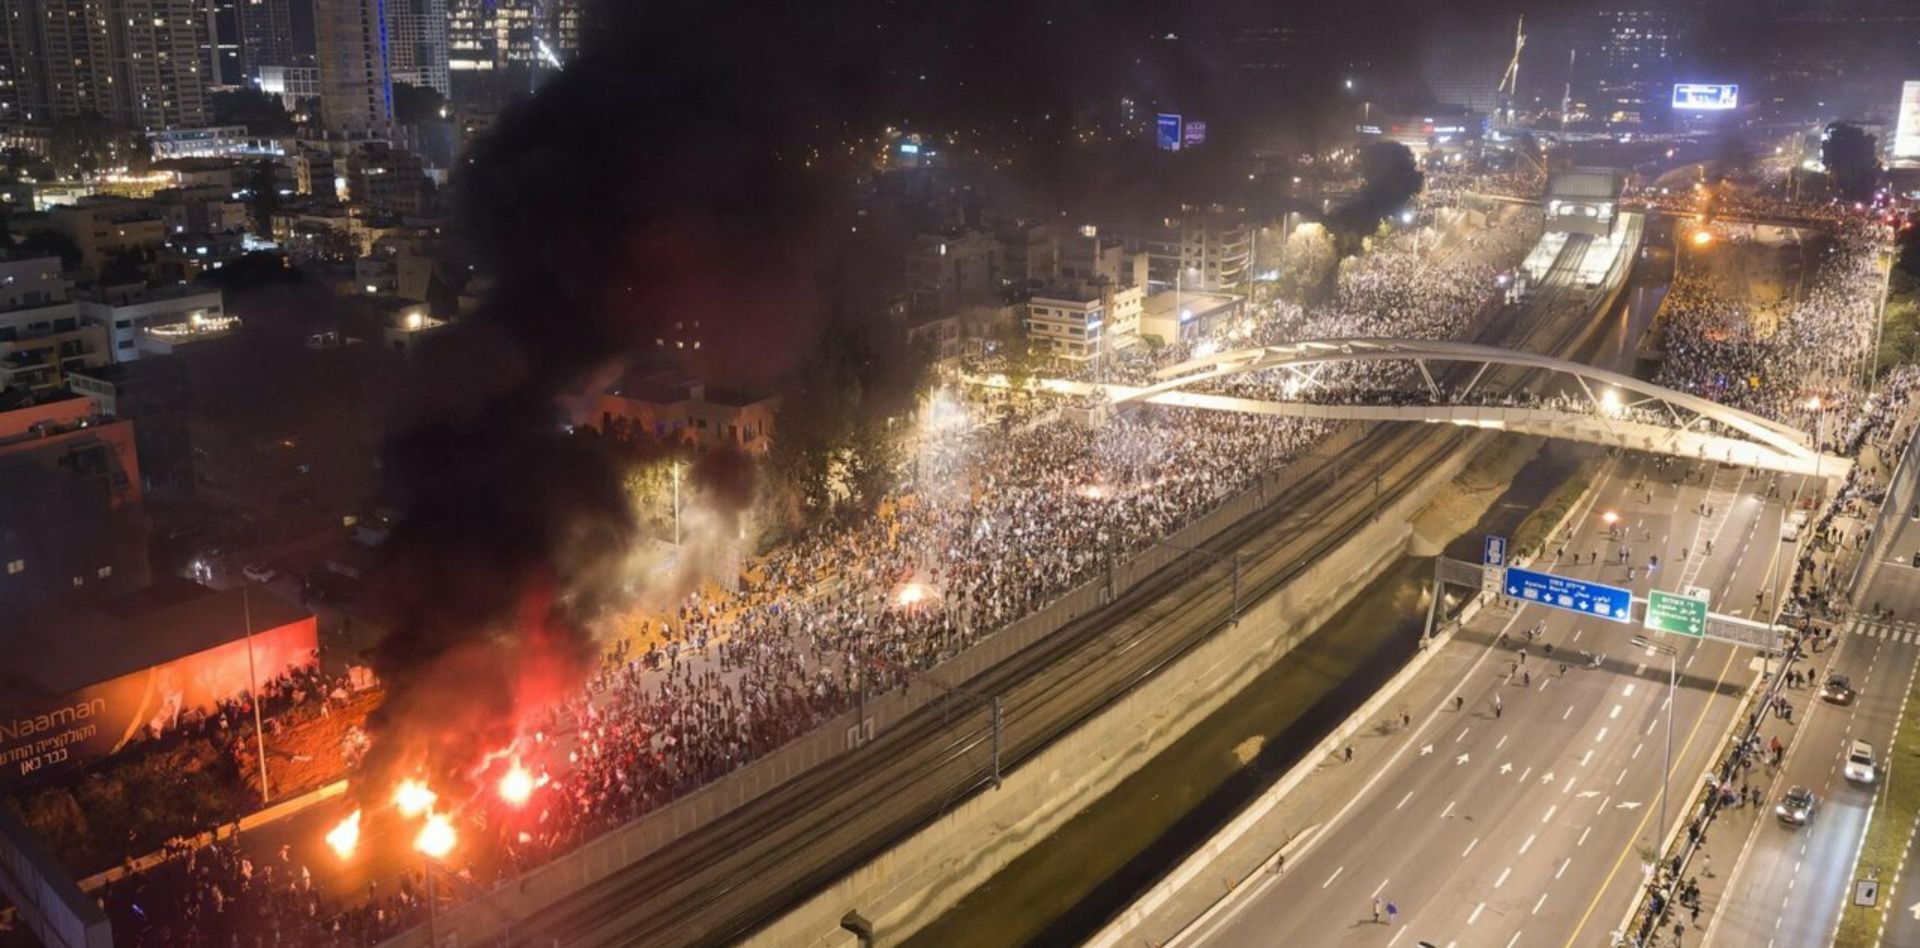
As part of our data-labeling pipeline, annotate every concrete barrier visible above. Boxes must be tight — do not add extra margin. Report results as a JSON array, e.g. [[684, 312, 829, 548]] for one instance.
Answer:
[[749, 432, 1489, 947]]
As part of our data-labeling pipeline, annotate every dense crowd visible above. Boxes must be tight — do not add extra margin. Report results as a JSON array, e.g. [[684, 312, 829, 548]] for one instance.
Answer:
[[1659, 217, 1893, 441], [102, 192, 1877, 945]]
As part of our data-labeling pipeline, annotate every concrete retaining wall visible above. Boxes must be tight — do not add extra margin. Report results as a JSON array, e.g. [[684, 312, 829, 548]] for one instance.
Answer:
[[752, 431, 1492, 948]]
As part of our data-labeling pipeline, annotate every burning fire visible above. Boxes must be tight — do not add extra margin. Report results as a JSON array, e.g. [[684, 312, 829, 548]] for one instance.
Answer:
[[393, 778, 437, 818], [893, 582, 930, 607], [498, 762, 535, 806], [326, 810, 362, 860], [415, 812, 457, 859]]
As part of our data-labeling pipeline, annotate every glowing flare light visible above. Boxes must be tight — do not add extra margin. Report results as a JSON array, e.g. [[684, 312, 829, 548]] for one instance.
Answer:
[[326, 810, 361, 860], [393, 778, 437, 818], [499, 763, 536, 806], [415, 812, 457, 859]]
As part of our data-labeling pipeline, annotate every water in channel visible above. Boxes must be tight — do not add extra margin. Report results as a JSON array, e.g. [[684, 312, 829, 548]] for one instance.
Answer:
[[904, 440, 1585, 948]]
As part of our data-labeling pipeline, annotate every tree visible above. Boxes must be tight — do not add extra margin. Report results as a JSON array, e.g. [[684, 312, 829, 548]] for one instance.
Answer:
[[210, 88, 296, 135], [1330, 141, 1424, 243], [1822, 123, 1879, 203], [47, 112, 123, 174], [1275, 223, 1337, 303], [392, 83, 449, 125]]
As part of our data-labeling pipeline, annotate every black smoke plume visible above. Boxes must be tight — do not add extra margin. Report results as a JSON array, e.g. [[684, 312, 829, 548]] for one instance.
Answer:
[[360, 1, 889, 796]]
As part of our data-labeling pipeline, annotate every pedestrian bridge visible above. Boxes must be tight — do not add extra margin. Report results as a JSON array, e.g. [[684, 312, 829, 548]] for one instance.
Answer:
[[979, 338, 1852, 480]]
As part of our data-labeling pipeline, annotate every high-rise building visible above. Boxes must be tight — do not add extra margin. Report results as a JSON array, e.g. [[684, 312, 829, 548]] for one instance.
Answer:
[[447, 0, 497, 73], [207, 0, 245, 85], [313, 0, 394, 134], [240, 0, 296, 74], [385, 0, 450, 96], [117, 0, 211, 129], [1586, 8, 1687, 125], [4, 0, 208, 130]]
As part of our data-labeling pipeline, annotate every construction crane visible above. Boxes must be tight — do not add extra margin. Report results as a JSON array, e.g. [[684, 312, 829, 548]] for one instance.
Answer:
[[1496, 15, 1526, 127]]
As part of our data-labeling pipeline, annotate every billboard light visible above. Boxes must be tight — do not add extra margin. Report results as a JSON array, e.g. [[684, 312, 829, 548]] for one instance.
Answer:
[[1157, 113, 1183, 151], [1672, 83, 1739, 111]]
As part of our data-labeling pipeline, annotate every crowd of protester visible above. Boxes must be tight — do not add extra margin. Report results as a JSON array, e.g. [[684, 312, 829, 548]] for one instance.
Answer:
[[97, 190, 1908, 945], [1659, 217, 1893, 441]]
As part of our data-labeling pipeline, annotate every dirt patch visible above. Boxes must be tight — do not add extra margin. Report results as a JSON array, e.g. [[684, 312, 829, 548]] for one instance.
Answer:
[[1409, 435, 1546, 554]]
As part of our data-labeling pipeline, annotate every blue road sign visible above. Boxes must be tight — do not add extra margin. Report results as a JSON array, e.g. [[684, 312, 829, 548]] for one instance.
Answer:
[[1504, 567, 1632, 623], [1484, 535, 1508, 568]]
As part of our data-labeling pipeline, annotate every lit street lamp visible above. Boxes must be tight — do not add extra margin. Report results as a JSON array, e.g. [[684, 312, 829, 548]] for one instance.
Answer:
[[1631, 634, 1679, 875]]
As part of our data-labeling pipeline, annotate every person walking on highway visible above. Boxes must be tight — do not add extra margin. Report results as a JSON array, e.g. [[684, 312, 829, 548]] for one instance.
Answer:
[[1386, 901, 1398, 925], [1494, 695, 1504, 719], [1373, 897, 1383, 924]]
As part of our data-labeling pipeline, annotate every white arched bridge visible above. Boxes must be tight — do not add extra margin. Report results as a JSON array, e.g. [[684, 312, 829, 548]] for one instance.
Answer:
[[978, 338, 1851, 480]]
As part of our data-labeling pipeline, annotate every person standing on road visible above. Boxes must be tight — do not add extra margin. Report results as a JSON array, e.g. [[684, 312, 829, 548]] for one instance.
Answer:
[[1386, 900, 1398, 925], [1494, 695, 1504, 719], [1373, 897, 1382, 924]]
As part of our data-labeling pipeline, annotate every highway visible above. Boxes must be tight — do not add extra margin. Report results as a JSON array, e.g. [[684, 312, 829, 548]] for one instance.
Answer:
[[1181, 451, 1807, 948], [485, 224, 1627, 945], [1706, 422, 1920, 948]]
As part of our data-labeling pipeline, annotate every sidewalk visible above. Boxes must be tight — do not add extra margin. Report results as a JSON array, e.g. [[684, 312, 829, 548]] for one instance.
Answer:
[[1654, 657, 1825, 948]]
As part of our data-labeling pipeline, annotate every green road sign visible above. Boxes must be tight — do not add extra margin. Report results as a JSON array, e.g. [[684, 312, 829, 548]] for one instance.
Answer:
[[1645, 589, 1708, 638]]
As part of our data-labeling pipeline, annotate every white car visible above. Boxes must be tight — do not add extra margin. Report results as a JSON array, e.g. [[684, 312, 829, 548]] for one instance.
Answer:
[[1845, 739, 1877, 784], [242, 563, 277, 584], [1781, 510, 1808, 542]]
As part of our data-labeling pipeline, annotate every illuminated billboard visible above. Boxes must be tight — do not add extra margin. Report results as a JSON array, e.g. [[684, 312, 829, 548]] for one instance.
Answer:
[[2, 611, 318, 784], [1895, 81, 1920, 160], [1183, 120, 1208, 148], [1156, 113, 1183, 151], [1672, 83, 1739, 111]]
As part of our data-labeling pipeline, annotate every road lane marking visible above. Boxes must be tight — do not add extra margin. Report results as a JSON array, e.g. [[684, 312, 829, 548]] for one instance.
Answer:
[[1372, 877, 1389, 898], [1322, 866, 1344, 889], [1535, 892, 1549, 914], [1396, 791, 1413, 810], [1561, 632, 1742, 948], [1458, 728, 1472, 743], [1610, 703, 1622, 719], [1563, 706, 1574, 720], [1580, 750, 1593, 767], [1442, 800, 1456, 819], [1496, 866, 1512, 888], [1497, 734, 1509, 750], [1557, 857, 1571, 878], [1632, 742, 1642, 760], [1594, 727, 1608, 742], [1464, 837, 1479, 858], [1469, 902, 1486, 925], [1506, 930, 1522, 948], [1623, 683, 1636, 697], [1520, 833, 1537, 854], [1542, 805, 1558, 823], [1387, 929, 1406, 948]]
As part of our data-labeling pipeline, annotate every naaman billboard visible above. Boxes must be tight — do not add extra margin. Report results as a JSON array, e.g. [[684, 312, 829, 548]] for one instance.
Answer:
[[0, 615, 317, 785], [1672, 83, 1739, 111], [1895, 81, 1920, 161]]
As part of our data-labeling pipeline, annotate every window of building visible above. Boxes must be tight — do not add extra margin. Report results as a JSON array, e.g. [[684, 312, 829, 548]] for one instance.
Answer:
[[5, 559, 22, 575], [97, 565, 112, 579]]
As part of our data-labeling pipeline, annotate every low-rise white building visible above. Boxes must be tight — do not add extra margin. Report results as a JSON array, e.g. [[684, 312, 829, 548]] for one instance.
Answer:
[[74, 285, 232, 362], [1025, 280, 1144, 362]]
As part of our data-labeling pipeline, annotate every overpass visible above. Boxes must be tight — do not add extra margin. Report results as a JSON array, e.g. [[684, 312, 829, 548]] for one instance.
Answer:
[[979, 338, 1852, 480]]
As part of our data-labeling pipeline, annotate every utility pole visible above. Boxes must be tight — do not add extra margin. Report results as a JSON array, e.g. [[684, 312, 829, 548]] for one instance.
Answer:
[[242, 586, 270, 804]]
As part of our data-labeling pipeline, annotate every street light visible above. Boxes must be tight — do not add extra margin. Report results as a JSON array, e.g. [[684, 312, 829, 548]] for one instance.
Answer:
[[1631, 634, 1679, 872]]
